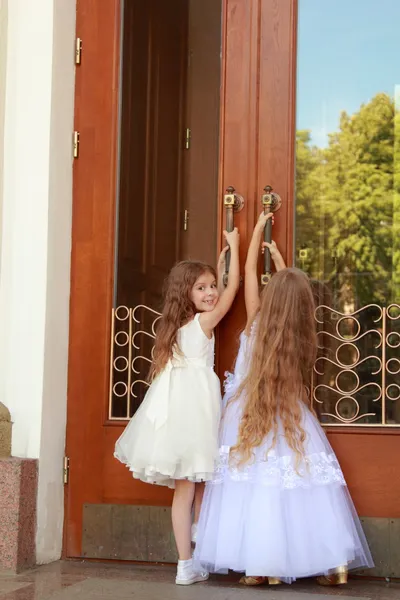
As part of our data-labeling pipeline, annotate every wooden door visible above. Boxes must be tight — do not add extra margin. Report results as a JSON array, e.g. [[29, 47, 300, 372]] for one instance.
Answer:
[[65, 0, 400, 564], [258, 0, 400, 527], [65, 0, 263, 560]]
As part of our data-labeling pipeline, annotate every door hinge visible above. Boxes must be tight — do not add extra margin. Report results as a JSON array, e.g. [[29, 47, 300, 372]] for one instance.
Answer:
[[73, 131, 80, 158], [75, 37, 82, 65], [183, 209, 189, 231], [185, 128, 191, 150], [63, 456, 70, 485]]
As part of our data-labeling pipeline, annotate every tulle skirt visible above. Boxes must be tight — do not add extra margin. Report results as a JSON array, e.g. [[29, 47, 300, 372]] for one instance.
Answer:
[[194, 398, 374, 582], [114, 364, 221, 488]]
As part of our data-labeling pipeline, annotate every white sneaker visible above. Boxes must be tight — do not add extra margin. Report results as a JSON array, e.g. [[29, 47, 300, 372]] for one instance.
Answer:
[[175, 558, 209, 586], [175, 570, 209, 585]]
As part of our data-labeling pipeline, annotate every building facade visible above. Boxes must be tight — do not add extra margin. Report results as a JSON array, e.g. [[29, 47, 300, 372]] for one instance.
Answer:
[[0, 0, 399, 576]]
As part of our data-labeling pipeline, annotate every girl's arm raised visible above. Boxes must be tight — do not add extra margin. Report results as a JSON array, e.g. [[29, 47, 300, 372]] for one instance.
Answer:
[[199, 228, 240, 336], [263, 240, 286, 272], [217, 245, 229, 296], [244, 212, 273, 331]]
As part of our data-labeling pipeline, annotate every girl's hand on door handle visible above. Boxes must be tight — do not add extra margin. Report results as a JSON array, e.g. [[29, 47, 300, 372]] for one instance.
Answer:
[[256, 211, 274, 231], [224, 227, 240, 250], [262, 241, 286, 271], [262, 240, 279, 257]]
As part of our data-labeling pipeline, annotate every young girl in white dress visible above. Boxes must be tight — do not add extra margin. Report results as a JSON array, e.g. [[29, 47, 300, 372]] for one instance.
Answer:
[[114, 228, 240, 585], [194, 213, 373, 585]]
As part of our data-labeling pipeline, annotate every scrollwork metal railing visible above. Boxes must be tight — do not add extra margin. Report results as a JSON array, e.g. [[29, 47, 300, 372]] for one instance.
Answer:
[[108, 303, 400, 426], [313, 303, 400, 425], [108, 305, 161, 420]]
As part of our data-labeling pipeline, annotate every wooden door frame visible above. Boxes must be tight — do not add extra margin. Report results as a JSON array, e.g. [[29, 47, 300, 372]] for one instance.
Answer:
[[65, 0, 278, 558], [64, 0, 121, 557], [65, 0, 400, 560]]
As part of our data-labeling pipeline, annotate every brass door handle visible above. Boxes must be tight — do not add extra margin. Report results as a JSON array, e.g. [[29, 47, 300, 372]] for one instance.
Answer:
[[223, 186, 244, 285], [261, 185, 282, 285]]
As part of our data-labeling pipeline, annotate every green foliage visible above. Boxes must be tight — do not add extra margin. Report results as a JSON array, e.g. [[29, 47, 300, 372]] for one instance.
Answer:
[[296, 93, 399, 308]]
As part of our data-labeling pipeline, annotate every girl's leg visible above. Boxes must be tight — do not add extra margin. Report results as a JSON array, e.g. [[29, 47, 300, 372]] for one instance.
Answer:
[[173, 480, 209, 585], [172, 480, 195, 560], [191, 482, 205, 542], [193, 482, 205, 524]]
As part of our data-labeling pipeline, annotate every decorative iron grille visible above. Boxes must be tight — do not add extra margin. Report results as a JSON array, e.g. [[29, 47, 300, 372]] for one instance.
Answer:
[[108, 305, 161, 420], [109, 303, 400, 426], [313, 304, 400, 426]]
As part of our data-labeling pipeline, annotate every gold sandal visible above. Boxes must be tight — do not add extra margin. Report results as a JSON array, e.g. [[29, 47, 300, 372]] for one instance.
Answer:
[[239, 576, 282, 586], [317, 566, 348, 586]]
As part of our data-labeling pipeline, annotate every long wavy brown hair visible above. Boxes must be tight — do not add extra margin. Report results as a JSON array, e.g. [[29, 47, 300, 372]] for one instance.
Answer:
[[230, 268, 317, 467], [150, 260, 217, 379]]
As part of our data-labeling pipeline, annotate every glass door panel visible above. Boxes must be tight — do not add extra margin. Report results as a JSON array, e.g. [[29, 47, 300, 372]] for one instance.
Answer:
[[295, 0, 400, 425]]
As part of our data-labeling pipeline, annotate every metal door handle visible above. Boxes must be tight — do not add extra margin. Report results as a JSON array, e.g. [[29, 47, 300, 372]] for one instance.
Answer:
[[261, 185, 282, 285], [223, 186, 244, 285]]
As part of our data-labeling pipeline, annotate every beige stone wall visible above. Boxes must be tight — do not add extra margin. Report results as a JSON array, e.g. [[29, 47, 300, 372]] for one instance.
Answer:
[[0, 401, 11, 457]]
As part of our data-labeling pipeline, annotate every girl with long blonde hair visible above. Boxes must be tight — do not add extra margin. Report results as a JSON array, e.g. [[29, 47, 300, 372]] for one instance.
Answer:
[[115, 229, 240, 585], [194, 213, 373, 585]]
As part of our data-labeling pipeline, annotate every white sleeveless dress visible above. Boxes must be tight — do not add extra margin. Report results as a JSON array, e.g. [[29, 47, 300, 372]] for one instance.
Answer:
[[114, 314, 221, 488], [194, 326, 374, 582]]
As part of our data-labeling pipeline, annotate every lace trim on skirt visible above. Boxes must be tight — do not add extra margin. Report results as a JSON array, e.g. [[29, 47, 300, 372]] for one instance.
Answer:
[[211, 445, 346, 489]]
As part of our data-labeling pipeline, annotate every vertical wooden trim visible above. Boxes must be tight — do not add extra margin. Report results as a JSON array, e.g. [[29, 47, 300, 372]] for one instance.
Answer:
[[64, 0, 121, 557], [213, 0, 228, 373], [216, 0, 263, 377], [258, 0, 298, 267], [286, 0, 298, 266]]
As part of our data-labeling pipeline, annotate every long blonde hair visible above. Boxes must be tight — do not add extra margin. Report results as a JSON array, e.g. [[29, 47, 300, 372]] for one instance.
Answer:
[[231, 268, 317, 466], [150, 261, 217, 379]]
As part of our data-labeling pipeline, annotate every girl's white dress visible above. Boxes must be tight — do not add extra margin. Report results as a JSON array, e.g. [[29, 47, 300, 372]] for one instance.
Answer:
[[114, 313, 221, 488], [194, 327, 374, 582]]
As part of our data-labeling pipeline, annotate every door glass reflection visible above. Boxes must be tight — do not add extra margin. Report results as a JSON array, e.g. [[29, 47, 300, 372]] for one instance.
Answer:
[[295, 0, 400, 424]]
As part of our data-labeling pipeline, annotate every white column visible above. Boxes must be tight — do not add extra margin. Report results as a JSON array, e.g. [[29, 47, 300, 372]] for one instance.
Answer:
[[0, 0, 76, 563], [0, 0, 7, 273]]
